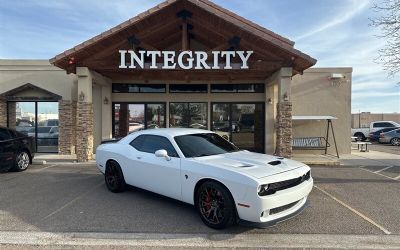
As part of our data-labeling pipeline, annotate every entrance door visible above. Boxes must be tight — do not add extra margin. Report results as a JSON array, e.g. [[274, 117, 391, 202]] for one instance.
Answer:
[[212, 103, 264, 153], [9, 101, 59, 153]]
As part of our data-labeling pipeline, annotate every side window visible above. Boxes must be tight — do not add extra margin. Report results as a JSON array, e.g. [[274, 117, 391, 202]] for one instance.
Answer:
[[0, 128, 12, 141], [373, 123, 384, 128], [130, 135, 179, 157], [374, 122, 394, 128]]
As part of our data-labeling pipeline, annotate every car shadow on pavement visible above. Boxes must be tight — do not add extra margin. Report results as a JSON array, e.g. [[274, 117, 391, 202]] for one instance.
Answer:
[[0, 165, 252, 237]]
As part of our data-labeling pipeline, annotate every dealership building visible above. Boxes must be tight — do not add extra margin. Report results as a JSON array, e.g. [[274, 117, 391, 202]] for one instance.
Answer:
[[0, 0, 352, 162]]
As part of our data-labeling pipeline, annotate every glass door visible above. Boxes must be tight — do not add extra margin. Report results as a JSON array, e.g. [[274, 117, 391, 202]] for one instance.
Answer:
[[37, 102, 59, 153], [10, 101, 59, 153]]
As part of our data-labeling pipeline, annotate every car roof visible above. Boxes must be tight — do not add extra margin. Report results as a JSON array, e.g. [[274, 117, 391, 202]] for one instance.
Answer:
[[134, 128, 212, 137]]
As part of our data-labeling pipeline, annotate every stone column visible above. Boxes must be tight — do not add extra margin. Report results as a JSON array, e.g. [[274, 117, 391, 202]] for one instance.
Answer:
[[58, 100, 77, 154], [76, 67, 94, 162], [275, 67, 293, 158], [0, 100, 7, 127], [276, 101, 292, 158], [76, 102, 94, 162], [8, 102, 16, 130]]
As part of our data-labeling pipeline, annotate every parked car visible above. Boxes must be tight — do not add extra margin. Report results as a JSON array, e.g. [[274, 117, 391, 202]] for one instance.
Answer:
[[27, 126, 59, 145], [369, 127, 400, 142], [379, 128, 400, 146], [96, 128, 312, 229], [0, 126, 35, 172], [351, 121, 400, 141]]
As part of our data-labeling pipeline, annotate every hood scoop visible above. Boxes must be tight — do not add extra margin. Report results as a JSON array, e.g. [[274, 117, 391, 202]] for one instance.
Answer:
[[268, 160, 282, 166]]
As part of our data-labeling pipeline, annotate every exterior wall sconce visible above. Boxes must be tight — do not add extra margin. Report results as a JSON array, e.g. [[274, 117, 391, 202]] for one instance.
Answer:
[[79, 91, 85, 102], [103, 96, 109, 105], [267, 98, 272, 104], [283, 92, 289, 101]]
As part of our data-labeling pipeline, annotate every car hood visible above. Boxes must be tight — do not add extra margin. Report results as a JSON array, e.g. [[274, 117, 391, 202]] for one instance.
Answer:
[[193, 150, 305, 178]]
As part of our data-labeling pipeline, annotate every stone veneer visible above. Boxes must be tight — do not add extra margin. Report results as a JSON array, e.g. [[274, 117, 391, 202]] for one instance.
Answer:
[[58, 100, 77, 155], [0, 100, 6, 127], [7, 102, 16, 129], [276, 101, 292, 158], [76, 102, 94, 162]]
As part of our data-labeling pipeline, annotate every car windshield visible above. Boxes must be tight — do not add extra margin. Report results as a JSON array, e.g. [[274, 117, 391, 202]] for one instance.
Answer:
[[174, 133, 239, 158]]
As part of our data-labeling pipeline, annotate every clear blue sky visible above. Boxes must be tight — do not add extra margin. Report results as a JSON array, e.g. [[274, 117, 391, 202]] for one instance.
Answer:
[[0, 0, 399, 113]]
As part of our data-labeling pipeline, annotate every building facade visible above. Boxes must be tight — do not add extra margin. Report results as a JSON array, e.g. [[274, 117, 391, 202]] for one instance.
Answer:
[[0, 0, 352, 161]]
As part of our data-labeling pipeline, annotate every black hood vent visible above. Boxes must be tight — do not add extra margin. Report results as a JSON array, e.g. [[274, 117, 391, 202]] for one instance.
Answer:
[[268, 160, 282, 166]]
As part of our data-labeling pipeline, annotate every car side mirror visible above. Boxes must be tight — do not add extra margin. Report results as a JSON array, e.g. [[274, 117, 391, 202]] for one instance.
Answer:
[[155, 149, 171, 161]]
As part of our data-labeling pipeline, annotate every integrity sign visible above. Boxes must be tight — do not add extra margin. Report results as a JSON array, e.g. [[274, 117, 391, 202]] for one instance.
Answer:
[[119, 50, 253, 70]]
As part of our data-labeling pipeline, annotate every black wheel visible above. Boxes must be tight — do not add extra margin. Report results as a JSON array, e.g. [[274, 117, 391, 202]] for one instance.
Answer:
[[390, 138, 400, 146], [355, 133, 365, 141], [195, 181, 236, 229], [12, 151, 30, 172], [105, 161, 126, 193]]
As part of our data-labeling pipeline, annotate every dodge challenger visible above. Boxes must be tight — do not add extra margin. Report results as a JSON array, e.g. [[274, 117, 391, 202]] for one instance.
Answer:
[[96, 128, 313, 229]]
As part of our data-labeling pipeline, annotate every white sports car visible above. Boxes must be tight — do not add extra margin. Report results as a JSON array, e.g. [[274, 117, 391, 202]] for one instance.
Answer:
[[96, 128, 313, 229]]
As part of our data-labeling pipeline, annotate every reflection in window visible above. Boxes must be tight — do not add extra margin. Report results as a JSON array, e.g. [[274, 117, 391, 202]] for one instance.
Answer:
[[211, 103, 264, 153], [113, 103, 166, 137], [211, 84, 264, 93], [112, 84, 166, 93], [169, 103, 207, 130], [169, 84, 208, 93]]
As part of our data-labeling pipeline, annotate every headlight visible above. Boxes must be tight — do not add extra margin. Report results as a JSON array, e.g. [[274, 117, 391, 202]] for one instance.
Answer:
[[257, 184, 269, 196]]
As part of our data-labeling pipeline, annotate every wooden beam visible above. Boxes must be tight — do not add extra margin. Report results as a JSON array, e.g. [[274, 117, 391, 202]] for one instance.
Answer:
[[182, 22, 189, 50]]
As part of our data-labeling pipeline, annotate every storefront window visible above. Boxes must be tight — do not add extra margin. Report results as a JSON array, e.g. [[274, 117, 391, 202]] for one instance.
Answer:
[[211, 103, 264, 152], [169, 84, 208, 93], [112, 83, 166, 93], [169, 102, 207, 129], [10, 101, 59, 153], [113, 103, 166, 137], [210, 84, 264, 93]]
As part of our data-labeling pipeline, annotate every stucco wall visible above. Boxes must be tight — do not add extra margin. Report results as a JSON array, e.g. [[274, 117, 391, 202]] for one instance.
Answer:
[[0, 60, 77, 101], [291, 68, 352, 155]]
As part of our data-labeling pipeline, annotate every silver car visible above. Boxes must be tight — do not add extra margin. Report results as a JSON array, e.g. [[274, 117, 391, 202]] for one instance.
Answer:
[[379, 128, 400, 146]]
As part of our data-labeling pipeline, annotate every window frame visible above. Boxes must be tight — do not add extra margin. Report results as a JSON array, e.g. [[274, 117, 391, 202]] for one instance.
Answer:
[[112, 102, 167, 138], [169, 102, 208, 129], [129, 134, 179, 158], [210, 84, 265, 93], [112, 83, 167, 93], [169, 84, 208, 93]]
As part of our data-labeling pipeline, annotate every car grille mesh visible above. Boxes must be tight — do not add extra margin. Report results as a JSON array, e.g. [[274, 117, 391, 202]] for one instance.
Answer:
[[269, 200, 300, 215], [265, 171, 310, 195]]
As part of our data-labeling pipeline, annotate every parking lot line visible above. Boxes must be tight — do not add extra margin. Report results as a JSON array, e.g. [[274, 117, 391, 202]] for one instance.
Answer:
[[359, 167, 399, 181], [395, 175, 400, 180], [374, 166, 394, 173], [42, 181, 103, 220], [30, 164, 58, 172], [314, 185, 391, 235]]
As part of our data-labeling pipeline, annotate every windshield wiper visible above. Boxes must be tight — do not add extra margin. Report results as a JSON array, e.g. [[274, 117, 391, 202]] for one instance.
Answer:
[[193, 153, 213, 157]]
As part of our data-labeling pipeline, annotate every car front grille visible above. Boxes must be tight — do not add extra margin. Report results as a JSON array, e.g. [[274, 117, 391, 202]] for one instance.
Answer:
[[269, 200, 300, 215], [265, 171, 310, 195]]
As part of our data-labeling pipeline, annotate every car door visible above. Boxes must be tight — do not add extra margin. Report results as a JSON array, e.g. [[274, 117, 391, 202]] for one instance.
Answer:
[[125, 134, 182, 200], [0, 128, 16, 169]]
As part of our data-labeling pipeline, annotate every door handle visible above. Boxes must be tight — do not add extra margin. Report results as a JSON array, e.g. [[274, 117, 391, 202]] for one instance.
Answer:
[[136, 156, 142, 160]]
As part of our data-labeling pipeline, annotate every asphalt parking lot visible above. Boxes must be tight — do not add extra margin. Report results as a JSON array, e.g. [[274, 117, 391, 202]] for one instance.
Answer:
[[0, 163, 399, 239], [369, 142, 400, 155]]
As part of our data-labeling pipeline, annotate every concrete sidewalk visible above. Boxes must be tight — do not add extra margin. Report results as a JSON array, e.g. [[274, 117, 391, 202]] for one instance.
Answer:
[[32, 154, 96, 165], [340, 150, 400, 167]]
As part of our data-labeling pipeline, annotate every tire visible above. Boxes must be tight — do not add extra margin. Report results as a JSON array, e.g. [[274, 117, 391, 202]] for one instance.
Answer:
[[105, 161, 126, 193], [354, 133, 365, 141], [390, 138, 400, 146], [195, 181, 236, 229], [12, 151, 30, 172]]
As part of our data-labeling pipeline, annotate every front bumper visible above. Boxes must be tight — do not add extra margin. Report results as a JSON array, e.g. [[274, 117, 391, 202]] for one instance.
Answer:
[[239, 199, 309, 228], [236, 177, 313, 224]]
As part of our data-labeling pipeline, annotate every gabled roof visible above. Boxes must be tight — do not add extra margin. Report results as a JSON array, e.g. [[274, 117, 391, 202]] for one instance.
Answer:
[[50, 0, 316, 80], [0, 83, 62, 101]]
